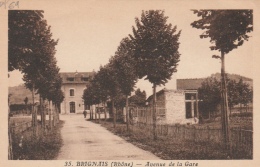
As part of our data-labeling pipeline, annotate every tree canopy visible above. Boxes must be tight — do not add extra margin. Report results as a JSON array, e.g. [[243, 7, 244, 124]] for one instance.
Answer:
[[191, 10, 253, 54], [130, 10, 181, 86], [198, 77, 221, 115], [9, 10, 44, 71], [198, 76, 253, 117], [129, 88, 147, 107], [9, 10, 63, 104], [111, 37, 138, 96]]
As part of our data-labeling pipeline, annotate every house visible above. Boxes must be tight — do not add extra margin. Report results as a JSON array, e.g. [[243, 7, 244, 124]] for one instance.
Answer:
[[177, 76, 253, 116], [60, 71, 95, 114], [146, 88, 199, 125]]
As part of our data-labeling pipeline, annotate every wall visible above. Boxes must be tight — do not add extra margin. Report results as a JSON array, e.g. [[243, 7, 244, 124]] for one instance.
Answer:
[[60, 83, 86, 114], [165, 90, 186, 124]]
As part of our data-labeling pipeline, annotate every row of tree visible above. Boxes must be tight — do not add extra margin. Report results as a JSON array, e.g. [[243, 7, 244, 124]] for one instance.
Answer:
[[8, 10, 64, 159], [83, 10, 181, 138], [83, 10, 253, 148], [198, 77, 253, 118]]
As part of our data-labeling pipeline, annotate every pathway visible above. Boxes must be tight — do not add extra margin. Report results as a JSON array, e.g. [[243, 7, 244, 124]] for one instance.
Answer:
[[56, 114, 160, 160]]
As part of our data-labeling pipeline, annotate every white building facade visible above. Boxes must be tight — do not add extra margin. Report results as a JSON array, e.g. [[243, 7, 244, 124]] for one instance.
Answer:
[[60, 72, 94, 114]]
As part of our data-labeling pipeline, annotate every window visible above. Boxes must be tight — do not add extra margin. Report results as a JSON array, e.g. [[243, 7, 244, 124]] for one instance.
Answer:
[[70, 89, 75, 96], [67, 77, 74, 81], [186, 102, 192, 118], [81, 77, 88, 81]]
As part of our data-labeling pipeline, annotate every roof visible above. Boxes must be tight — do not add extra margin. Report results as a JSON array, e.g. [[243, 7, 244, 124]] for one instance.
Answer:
[[177, 78, 205, 90], [60, 72, 95, 84], [146, 89, 165, 102]]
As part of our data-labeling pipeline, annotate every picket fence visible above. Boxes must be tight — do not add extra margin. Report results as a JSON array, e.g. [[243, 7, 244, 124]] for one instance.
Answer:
[[131, 121, 253, 157]]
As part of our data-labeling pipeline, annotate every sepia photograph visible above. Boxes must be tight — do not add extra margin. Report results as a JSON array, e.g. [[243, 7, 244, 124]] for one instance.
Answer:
[[2, 0, 259, 166]]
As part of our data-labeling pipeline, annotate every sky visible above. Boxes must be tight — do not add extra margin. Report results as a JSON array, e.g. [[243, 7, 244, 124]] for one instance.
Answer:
[[7, 0, 254, 96]]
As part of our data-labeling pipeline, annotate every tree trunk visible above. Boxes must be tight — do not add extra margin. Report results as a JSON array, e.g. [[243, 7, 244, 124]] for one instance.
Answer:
[[220, 51, 230, 150], [104, 102, 107, 121], [95, 105, 97, 122], [56, 105, 58, 123], [40, 96, 43, 128], [98, 104, 100, 123], [89, 106, 92, 120], [32, 84, 37, 137], [126, 95, 129, 132], [90, 108, 92, 120], [153, 84, 157, 140], [56, 104, 59, 123], [35, 105, 38, 137], [53, 104, 57, 127], [49, 101, 52, 130], [55, 105, 58, 125], [57, 104, 60, 122], [112, 99, 116, 128], [43, 99, 46, 133], [91, 107, 93, 120]]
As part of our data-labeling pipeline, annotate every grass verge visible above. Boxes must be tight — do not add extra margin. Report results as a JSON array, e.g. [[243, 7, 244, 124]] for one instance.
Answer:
[[96, 119, 252, 160], [11, 120, 64, 160]]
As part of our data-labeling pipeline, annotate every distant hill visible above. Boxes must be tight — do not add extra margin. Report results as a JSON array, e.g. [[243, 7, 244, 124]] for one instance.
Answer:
[[177, 73, 253, 90], [210, 73, 253, 88], [8, 84, 39, 105]]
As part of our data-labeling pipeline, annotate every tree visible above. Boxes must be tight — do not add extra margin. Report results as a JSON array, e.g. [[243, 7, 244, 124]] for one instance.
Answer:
[[130, 10, 181, 140], [129, 88, 147, 107], [83, 75, 106, 122], [191, 10, 253, 149], [110, 37, 138, 131], [226, 78, 239, 114], [9, 10, 61, 137], [97, 64, 120, 127], [8, 10, 45, 72], [236, 78, 253, 112], [83, 85, 96, 120], [45, 71, 64, 128], [198, 77, 221, 119], [83, 64, 120, 126], [199, 76, 252, 118], [8, 10, 48, 158], [21, 22, 59, 135]]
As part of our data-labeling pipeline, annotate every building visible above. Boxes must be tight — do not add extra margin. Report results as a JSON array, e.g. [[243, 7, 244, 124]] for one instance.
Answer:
[[146, 88, 199, 125], [60, 71, 94, 114]]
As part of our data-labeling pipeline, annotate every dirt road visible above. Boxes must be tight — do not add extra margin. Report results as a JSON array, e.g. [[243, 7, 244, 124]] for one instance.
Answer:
[[56, 114, 160, 160]]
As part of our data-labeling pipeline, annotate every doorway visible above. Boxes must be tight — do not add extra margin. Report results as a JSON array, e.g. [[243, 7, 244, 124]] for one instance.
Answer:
[[70, 102, 76, 113]]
